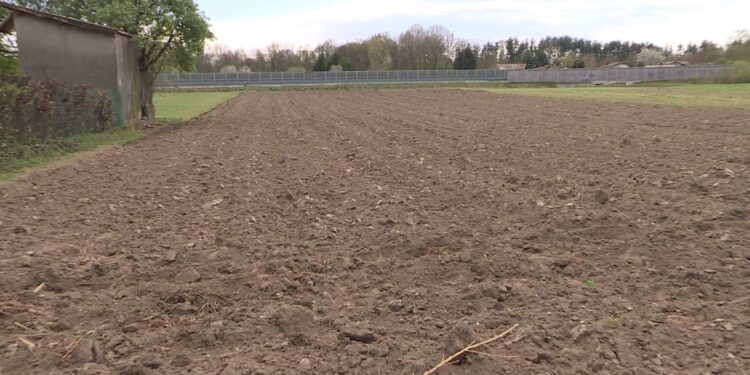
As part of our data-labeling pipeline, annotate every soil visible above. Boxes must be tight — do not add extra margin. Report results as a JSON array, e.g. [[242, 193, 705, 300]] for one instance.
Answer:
[[1, 89, 748, 375]]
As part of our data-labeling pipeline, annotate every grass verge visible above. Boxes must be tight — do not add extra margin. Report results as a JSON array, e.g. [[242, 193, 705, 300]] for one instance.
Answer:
[[477, 83, 750, 111], [0, 127, 144, 181], [2, 91, 239, 181], [154, 91, 239, 122]]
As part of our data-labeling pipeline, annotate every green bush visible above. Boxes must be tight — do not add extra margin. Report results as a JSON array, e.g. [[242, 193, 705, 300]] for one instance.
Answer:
[[714, 61, 750, 84]]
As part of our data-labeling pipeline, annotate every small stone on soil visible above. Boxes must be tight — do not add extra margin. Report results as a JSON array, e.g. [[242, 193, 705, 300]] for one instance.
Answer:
[[299, 358, 312, 371], [174, 268, 201, 283], [164, 250, 178, 262]]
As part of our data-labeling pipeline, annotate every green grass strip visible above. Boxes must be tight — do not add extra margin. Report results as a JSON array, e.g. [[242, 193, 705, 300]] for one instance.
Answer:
[[154, 91, 239, 123], [478, 83, 750, 111]]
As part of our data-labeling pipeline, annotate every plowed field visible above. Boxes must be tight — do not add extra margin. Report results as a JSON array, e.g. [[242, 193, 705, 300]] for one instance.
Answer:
[[1, 89, 748, 374]]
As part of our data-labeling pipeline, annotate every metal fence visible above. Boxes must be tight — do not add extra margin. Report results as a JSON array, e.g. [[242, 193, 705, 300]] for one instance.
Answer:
[[507, 65, 728, 84], [156, 65, 729, 87], [156, 69, 508, 87]]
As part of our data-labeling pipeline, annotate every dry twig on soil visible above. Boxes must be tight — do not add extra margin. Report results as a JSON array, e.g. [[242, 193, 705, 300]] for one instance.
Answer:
[[33, 282, 46, 293], [18, 337, 36, 351], [14, 322, 31, 331], [423, 323, 520, 375]]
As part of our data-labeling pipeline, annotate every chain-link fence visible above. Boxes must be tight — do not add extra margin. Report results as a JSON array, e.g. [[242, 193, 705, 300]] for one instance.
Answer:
[[156, 65, 730, 88]]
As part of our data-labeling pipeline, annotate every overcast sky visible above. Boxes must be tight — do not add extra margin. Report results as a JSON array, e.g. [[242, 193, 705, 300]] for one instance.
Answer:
[[194, 0, 750, 51]]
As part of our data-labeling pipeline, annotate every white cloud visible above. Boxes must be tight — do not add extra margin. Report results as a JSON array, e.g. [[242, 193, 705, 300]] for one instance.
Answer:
[[208, 0, 750, 50]]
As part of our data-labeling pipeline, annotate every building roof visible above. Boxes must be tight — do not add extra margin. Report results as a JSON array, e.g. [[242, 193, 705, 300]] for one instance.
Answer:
[[663, 61, 690, 66], [0, 1, 133, 37], [600, 61, 631, 68]]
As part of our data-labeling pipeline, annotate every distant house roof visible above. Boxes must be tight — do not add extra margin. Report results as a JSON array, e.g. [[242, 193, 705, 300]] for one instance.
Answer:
[[600, 61, 630, 68], [0, 1, 133, 37], [497, 64, 526, 70]]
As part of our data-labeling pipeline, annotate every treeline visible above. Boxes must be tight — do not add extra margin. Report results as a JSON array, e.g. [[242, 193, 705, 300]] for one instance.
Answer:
[[197, 25, 750, 73]]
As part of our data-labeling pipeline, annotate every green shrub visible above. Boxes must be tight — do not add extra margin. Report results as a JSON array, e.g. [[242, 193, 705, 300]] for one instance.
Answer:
[[714, 61, 750, 84]]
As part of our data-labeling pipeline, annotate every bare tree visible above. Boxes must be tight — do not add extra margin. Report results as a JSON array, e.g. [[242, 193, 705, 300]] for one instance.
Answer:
[[637, 48, 666, 66]]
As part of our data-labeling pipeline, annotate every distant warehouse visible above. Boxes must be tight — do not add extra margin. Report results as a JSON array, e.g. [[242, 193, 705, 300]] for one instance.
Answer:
[[0, 2, 141, 124]]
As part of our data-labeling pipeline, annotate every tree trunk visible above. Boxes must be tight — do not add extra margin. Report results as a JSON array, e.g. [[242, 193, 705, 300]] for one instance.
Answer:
[[140, 70, 155, 121]]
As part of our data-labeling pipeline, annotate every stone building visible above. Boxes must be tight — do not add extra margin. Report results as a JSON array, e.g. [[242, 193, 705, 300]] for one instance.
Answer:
[[0, 2, 141, 124]]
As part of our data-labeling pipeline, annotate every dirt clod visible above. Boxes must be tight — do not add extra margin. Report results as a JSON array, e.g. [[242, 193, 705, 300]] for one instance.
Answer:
[[569, 324, 591, 342], [79, 363, 109, 375], [530, 351, 553, 364], [340, 322, 377, 343], [593, 189, 610, 204], [273, 305, 316, 335], [444, 322, 477, 363], [139, 354, 164, 369], [171, 354, 192, 368], [403, 359, 427, 374], [387, 299, 405, 312], [71, 339, 101, 364]]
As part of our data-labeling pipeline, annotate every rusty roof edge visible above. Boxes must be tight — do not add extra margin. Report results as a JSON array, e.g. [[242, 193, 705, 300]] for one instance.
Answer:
[[0, 1, 134, 38]]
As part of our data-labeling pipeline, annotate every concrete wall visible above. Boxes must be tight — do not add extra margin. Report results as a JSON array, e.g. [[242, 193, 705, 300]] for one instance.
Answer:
[[14, 13, 140, 124], [114, 34, 141, 122]]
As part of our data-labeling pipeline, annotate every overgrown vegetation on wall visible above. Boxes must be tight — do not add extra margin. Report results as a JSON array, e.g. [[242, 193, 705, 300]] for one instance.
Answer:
[[0, 74, 114, 171]]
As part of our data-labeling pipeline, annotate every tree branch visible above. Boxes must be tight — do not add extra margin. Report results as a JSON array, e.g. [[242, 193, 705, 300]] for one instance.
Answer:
[[147, 32, 175, 68]]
